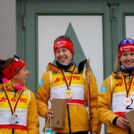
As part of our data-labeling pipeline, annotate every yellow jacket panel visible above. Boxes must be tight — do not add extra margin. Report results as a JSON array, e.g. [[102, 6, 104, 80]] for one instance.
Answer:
[[0, 81, 39, 134], [98, 72, 134, 134]]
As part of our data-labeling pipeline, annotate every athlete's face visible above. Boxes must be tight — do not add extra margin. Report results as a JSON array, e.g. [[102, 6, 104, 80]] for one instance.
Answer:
[[119, 51, 134, 68], [12, 66, 29, 85], [55, 48, 73, 65]]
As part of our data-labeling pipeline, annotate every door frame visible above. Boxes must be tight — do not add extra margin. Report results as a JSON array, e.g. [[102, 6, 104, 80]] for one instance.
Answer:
[[16, 0, 134, 92]]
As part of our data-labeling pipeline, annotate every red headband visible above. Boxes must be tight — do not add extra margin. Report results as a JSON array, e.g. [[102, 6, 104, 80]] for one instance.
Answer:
[[118, 43, 134, 56], [2, 59, 26, 80], [53, 40, 74, 56]]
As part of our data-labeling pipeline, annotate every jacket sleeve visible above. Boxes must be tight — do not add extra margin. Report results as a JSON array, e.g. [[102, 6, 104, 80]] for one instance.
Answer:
[[97, 76, 118, 126], [84, 71, 101, 133], [36, 71, 50, 118], [27, 91, 39, 134]]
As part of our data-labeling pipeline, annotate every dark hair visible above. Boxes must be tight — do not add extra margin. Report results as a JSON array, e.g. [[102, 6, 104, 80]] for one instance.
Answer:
[[0, 58, 14, 83], [54, 35, 72, 44]]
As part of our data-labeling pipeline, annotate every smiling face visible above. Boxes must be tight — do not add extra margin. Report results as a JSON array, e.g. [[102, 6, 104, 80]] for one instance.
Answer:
[[119, 51, 134, 68], [55, 48, 73, 65], [11, 66, 29, 85]]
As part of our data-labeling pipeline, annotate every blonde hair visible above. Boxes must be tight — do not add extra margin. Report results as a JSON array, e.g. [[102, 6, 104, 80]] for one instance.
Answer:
[[114, 53, 121, 72]]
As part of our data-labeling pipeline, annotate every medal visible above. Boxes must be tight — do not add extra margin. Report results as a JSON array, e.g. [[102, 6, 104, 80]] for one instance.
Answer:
[[61, 66, 76, 99], [3, 84, 23, 124], [122, 74, 134, 106], [65, 90, 73, 98], [123, 97, 132, 106], [9, 115, 17, 124]]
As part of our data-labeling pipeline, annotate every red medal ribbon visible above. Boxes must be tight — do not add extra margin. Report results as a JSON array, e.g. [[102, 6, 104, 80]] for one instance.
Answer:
[[122, 73, 134, 97], [2, 84, 24, 115], [61, 66, 76, 90]]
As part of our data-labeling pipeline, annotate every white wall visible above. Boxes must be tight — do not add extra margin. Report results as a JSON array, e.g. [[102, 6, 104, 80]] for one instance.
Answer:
[[126, 16, 134, 38], [38, 15, 104, 134], [0, 0, 16, 59], [38, 16, 104, 89]]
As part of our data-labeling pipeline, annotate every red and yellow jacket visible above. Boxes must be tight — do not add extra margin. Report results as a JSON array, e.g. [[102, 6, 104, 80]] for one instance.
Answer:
[[0, 81, 39, 134], [36, 63, 100, 133], [98, 72, 134, 134]]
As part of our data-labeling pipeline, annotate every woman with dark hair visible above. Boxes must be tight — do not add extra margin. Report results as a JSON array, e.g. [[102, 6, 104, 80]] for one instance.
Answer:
[[0, 55, 39, 134], [36, 35, 100, 134]]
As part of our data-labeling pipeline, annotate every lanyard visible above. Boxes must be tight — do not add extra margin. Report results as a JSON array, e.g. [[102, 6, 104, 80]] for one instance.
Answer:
[[61, 66, 76, 90], [2, 84, 23, 115], [122, 73, 134, 97]]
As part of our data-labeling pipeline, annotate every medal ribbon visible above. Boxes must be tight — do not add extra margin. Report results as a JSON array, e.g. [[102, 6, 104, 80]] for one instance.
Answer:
[[122, 73, 134, 97], [2, 84, 24, 115], [61, 66, 76, 90]]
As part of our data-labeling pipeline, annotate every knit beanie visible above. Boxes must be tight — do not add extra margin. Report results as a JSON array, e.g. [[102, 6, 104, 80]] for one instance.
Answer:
[[53, 36, 74, 56]]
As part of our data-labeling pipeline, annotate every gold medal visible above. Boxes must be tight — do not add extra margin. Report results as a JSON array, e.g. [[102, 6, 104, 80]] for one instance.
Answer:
[[61, 66, 76, 99], [65, 90, 73, 98], [9, 115, 17, 124], [123, 97, 132, 106]]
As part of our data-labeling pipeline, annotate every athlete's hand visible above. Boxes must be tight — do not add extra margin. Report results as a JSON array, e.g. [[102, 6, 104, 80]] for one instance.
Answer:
[[116, 117, 130, 129], [92, 131, 98, 134], [45, 109, 53, 119]]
